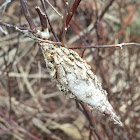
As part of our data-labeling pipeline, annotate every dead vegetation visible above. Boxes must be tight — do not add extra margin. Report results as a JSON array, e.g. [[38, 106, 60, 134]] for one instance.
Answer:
[[0, 0, 140, 140]]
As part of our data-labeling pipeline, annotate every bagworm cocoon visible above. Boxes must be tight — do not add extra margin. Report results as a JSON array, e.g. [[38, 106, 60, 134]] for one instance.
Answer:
[[39, 42, 122, 126]]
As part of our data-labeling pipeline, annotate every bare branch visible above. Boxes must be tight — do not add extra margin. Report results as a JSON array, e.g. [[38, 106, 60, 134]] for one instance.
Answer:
[[0, 0, 11, 15], [40, 0, 60, 42], [20, 0, 37, 32], [45, 0, 63, 18], [66, 0, 82, 28], [80, 102, 104, 140], [69, 43, 140, 49], [0, 21, 36, 33], [0, 21, 61, 45], [35, 6, 47, 30]]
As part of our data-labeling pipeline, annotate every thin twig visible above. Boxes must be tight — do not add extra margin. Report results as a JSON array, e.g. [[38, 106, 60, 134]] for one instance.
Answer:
[[108, 3, 140, 44], [40, 0, 60, 42], [35, 6, 47, 30], [7, 73, 12, 120], [69, 43, 140, 49], [91, 0, 115, 35], [93, 0, 100, 44], [0, 0, 11, 16], [60, 2, 68, 44], [98, 0, 115, 21], [45, 0, 63, 18], [80, 102, 104, 140], [0, 21, 36, 33], [20, 0, 37, 32], [0, 111, 41, 140], [34, 37, 62, 45], [66, 0, 82, 28], [0, 21, 61, 46]]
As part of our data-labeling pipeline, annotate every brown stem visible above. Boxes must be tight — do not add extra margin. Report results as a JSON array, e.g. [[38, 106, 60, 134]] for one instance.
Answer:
[[66, 0, 82, 28], [35, 6, 47, 30], [69, 45, 117, 49], [40, 0, 60, 42], [0, 21, 36, 33], [108, 3, 140, 45], [99, 0, 115, 21], [20, 0, 37, 32], [60, 1, 68, 44], [80, 103, 104, 140], [92, 0, 115, 35]]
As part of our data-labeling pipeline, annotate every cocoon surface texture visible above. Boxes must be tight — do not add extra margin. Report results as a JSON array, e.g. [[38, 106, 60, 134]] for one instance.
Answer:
[[40, 42, 122, 126]]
